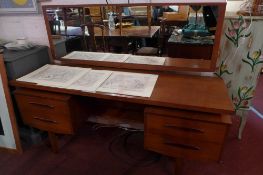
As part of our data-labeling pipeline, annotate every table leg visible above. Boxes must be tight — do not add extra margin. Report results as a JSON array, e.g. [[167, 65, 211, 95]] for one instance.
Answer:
[[174, 158, 183, 175], [48, 132, 58, 153]]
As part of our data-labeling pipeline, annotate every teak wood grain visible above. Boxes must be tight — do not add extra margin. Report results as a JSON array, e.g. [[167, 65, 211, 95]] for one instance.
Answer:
[[144, 107, 231, 161], [144, 107, 232, 124], [10, 72, 234, 115], [14, 89, 86, 152], [14, 90, 75, 134], [145, 132, 223, 161], [60, 57, 212, 72], [144, 114, 229, 144]]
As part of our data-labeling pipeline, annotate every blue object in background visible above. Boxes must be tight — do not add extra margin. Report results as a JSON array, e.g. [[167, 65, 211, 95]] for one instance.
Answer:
[[123, 7, 131, 16]]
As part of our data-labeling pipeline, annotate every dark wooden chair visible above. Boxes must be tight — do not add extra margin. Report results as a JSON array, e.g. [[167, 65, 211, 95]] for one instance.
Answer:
[[62, 7, 85, 36], [135, 19, 167, 56], [49, 20, 61, 35], [81, 22, 107, 52], [107, 16, 137, 54]]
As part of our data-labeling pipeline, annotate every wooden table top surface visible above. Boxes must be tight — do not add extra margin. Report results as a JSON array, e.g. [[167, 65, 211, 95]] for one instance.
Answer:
[[10, 72, 234, 115], [94, 26, 160, 38], [60, 56, 212, 72]]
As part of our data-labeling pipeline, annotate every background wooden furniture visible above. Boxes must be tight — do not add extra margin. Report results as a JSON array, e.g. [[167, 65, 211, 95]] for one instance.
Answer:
[[81, 22, 107, 52], [167, 38, 213, 59], [94, 26, 160, 53], [62, 7, 85, 36], [85, 6, 103, 22], [136, 20, 166, 56], [253, 0, 263, 15], [162, 5, 189, 22], [93, 26, 159, 38]]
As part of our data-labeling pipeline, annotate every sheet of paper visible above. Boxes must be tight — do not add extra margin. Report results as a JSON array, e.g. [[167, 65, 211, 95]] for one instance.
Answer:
[[97, 72, 158, 97], [63, 51, 130, 63], [67, 70, 113, 92], [17, 64, 50, 83], [17, 64, 89, 88], [62, 51, 110, 61], [103, 53, 130, 62], [125, 55, 166, 65]]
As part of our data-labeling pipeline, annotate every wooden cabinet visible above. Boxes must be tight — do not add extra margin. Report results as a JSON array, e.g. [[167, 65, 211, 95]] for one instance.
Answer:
[[144, 107, 231, 161], [14, 89, 83, 152], [167, 42, 213, 59]]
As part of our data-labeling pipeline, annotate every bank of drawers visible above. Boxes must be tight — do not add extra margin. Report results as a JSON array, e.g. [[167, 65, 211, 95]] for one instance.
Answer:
[[14, 89, 76, 134], [144, 107, 232, 161]]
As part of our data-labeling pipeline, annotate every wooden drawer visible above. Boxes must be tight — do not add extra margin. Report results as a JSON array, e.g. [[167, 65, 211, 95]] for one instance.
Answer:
[[15, 95, 71, 117], [144, 107, 232, 161], [14, 89, 74, 134], [145, 133, 222, 161], [145, 114, 228, 144]]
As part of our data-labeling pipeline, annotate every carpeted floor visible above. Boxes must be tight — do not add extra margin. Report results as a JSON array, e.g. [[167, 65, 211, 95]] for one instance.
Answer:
[[0, 75, 262, 175], [253, 75, 263, 114]]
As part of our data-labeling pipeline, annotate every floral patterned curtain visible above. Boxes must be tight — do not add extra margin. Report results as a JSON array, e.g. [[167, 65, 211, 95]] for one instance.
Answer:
[[215, 16, 263, 139]]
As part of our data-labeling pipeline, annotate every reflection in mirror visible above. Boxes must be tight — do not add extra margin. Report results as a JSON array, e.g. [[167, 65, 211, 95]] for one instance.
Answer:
[[168, 5, 218, 59], [44, 5, 219, 62]]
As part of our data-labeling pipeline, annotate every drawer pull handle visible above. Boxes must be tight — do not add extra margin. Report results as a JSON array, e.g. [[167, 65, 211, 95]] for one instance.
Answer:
[[33, 117, 58, 124], [29, 102, 54, 109], [164, 142, 201, 151], [163, 125, 204, 134]]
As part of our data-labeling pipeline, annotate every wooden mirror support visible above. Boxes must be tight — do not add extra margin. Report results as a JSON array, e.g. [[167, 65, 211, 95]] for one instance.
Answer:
[[42, 1, 226, 72]]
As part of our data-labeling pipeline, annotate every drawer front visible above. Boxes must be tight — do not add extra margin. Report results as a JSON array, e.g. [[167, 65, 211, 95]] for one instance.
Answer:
[[15, 94, 74, 134], [145, 114, 228, 144], [16, 94, 70, 117], [145, 133, 222, 161]]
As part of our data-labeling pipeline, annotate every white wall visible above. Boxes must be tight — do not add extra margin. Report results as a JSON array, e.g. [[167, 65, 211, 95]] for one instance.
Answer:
[[226, 1, 244, 12], [0, 0, 245, 46], [0, 15, 49, 45]]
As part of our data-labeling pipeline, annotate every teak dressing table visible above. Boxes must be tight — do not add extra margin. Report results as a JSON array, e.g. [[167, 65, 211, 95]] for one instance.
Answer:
[[10, 69, 234, 168], [10, 1, 234, 174]]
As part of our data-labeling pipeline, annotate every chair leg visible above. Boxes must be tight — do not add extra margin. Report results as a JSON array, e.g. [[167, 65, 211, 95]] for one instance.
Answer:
[[238, 110, 248, 140]]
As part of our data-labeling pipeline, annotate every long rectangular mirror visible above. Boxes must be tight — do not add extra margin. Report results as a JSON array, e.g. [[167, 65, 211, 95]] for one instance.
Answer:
[[43, 2, 226, 72]]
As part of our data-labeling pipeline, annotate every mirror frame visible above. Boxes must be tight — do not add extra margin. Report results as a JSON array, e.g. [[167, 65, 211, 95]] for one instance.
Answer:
[[42, 2, 226, 72]]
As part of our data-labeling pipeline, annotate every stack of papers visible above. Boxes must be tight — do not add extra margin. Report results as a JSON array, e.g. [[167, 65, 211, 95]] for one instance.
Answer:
[[124, 55, 166, 65], [62, 51, 110, 61], [62, 51, 166, 65], [17, 64, 88, 87], [103, 53, 130, 62], [97, 71, 158, 97], [17, 64, 159, 97], [67, 70, 112, 92], [62, 51, 130, 63]]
